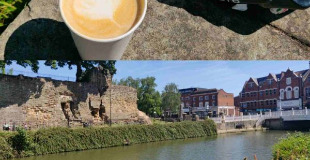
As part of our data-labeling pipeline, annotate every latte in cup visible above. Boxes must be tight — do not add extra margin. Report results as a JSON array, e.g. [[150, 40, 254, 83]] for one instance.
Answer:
[[62, 0, 139, 39]]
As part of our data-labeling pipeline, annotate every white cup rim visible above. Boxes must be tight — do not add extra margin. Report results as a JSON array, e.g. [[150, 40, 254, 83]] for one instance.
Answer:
[[59, 0, 148, 43]]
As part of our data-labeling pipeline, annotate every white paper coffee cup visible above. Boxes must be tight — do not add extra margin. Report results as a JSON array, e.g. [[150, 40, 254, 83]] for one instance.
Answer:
[[59, 0, 148, 60]]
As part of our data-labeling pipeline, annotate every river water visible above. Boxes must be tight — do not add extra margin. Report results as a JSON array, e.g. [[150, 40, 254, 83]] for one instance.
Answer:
[[21, 130, 289, 160]]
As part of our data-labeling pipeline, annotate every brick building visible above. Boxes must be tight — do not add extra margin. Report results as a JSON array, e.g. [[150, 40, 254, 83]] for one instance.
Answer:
[[179, 88, 235, 118], [238, 67, 310, 114]]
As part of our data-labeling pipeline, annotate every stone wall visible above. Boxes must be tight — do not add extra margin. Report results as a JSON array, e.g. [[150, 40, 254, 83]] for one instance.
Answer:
[[216, 120, 258, 131], [0, 73, 150, 130]]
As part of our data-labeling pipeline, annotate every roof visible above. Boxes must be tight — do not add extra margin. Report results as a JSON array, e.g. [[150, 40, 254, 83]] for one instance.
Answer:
[[255, 69, 309, 84], [179, 87, 218, 95]]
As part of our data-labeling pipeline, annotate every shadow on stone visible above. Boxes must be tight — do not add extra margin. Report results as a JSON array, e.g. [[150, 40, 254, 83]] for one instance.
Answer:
[[4, 18, 81, 60], [157, 0, 293, 35]]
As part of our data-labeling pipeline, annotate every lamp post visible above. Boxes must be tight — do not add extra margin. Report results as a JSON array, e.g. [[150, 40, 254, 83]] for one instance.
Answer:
[[110, 78, 112, 127]]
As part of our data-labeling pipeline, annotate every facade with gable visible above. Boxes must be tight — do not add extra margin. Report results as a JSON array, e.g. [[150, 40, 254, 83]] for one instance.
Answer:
[[238, 65, 310, 114]]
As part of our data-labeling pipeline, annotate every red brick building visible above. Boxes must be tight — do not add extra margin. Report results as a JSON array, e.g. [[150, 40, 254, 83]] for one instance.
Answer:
[[179, 88, 236, 118], [238, 67, 310, 114]]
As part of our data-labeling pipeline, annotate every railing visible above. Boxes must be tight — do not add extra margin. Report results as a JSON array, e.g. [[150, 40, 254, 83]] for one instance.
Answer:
[[210, 108, 310, 124]]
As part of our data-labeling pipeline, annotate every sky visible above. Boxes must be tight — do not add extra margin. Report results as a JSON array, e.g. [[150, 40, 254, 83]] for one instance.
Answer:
[[5, 61, 309, 96]]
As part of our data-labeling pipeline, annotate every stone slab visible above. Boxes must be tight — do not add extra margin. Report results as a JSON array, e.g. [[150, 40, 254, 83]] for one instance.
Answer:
[[0, 0, 309, 60]]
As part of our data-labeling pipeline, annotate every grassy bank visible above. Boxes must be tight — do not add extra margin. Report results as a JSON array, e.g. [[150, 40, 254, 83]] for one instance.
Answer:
[[272, 132, 310, 160], [0, 120, 217, 159], [0, 0, 31, 34]]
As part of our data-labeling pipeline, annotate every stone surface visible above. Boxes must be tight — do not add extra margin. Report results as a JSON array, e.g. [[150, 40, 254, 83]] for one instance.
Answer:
[[0, 0, 309, 60], [0, 72, 151, 130]]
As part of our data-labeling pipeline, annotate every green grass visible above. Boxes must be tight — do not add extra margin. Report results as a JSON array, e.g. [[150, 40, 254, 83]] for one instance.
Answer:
[[0, 120, 217, 159], [0, 0, 31, 34], [272, 132, 310, 160]]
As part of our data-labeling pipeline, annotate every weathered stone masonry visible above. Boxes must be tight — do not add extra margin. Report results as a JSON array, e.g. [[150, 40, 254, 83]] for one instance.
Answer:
[[0, 73, 150, 130]]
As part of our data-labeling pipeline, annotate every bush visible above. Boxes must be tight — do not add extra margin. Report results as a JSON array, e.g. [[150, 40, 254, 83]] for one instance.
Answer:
[[272, 132, 310, 160], [0, 120, 217, 159], [32, 120, 217, 155], [0, 137, 13, 160], [11, 128, 32, 156]]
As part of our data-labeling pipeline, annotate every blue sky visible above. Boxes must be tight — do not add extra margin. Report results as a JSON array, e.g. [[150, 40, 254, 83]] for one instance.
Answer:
[[6, 61, 309, 96]]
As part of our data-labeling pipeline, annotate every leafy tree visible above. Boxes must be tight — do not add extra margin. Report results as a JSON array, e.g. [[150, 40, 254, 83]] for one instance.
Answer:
[[118, 76, 140, 89], [0, 60, 39, 74], [118, 76, 162, 116], [161, 83, 181, 114], [1, 60, 117, 82], [44, 61, 117, 82]]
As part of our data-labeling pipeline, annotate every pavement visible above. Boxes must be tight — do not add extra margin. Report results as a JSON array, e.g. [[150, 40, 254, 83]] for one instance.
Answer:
[[0, 0, 309, 60]]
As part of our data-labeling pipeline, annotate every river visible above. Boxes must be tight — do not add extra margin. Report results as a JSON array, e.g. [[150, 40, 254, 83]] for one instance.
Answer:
[[21, 130, 289, 160]]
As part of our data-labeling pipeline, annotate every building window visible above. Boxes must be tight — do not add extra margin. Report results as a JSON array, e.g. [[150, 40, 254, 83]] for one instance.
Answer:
[[266, 90, 269, 96], [260, 101, 264, 106], [212, 95, 215, 99], [199, 102, 203, 107], [240, 93, 244, 98], [246, 93, 250, 97], [205, 96, 209, 100], [186, 97, 190, 100], [193, 102, 196, 107], [199, 96, 203, 101], [286, 77, 291, 85], [274, 100, 277, 105], [212, 101, 215, 106], [266, 100, 269, 105], [268, 79, 273, 85], [306, 88, 310, 98], [280, 89, 285, 100], [249, 83, 253, 88], [273, 89, 277, 94], [269, 90, 272, 95], [260, 91, 263, 96], [286, 87, 292, 99], [193, 97, 196, 101], [205, 102, 209, 108], [294, 87, 299, 98]]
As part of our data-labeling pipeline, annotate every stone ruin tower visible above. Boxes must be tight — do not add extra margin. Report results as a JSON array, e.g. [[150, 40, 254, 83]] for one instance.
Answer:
[[0, 67, 151, 130]]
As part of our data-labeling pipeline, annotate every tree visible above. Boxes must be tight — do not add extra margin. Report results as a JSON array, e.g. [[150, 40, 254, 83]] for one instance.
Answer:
[[138, 77, 162, 116], [161, 83, 181, 115], [44, 61, 117, 82], [1, 60, 116, 82], [0, 60, 39, 74], [118, 76, 140, 89], [1, 60, 39, 72], [118, 76, 162, 116]]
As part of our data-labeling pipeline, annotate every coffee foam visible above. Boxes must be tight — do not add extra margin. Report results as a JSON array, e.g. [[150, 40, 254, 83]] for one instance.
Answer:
[[62, 0, 139, 39], [74, 0, 122, 20]]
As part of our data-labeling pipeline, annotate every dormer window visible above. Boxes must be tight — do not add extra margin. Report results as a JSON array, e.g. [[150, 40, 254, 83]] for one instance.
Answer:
[[286, 77, 291, 85], [267, 79, 273, 85]]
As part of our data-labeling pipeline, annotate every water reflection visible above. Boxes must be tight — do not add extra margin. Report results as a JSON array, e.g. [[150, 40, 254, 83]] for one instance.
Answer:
[[22, 131, 289, 160]]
